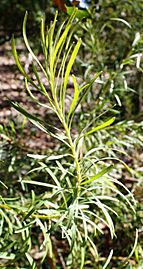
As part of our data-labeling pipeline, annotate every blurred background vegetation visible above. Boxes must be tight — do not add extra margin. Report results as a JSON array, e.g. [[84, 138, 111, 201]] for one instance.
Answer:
[[0, 0, 143, 268]]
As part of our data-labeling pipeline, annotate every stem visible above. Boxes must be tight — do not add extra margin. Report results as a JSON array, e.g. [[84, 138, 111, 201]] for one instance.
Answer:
[[64, 124, 82, 193], [53, 97, 82, 195]]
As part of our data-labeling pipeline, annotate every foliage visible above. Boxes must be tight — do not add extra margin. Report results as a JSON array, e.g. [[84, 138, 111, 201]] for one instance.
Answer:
[[0, 1, 143, 268], [74, 0, 143, 119], [0, 8, 140, 268]]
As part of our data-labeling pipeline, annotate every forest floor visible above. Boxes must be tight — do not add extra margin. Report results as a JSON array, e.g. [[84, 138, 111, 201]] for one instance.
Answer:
[[0, 42, 57, 151]]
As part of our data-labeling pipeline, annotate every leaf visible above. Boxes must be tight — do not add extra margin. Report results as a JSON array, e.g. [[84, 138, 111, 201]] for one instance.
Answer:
[[81, 165, 114, 185], [52, 24, 71, 66], [11, 35, 27, 77], [23, 12, 47, 79], [31, 64, 49, 97], [68, 72, 102, 126], [132, 32, 141, 47], [10, 102, 67, 145], [110, 18, 131, 28], [15, 220, 36, 233], [22, 180, 59, 189], [27, 153, 70, 161], [25, 252, 37, 268], [95, 199, 115, 238], [103, 249, 113, 269], [41, 17, 47, 61], [38, 209, 60, 218], [9, 47, 39, 90], [27, 154, 47, 160], [79, 71, 102, 101], [0, 181, 8, 189], [63, 38, 81, 93], [88, 236, 99, 261], [0, 209, 13, 234], [83, 117, 115, 137], [80, 246, 86, 269], [122, 229, 138, 266], [48, 11, 58, 90], [10, 101, 49, 134], [68, 75, 79, 119], [80, 210, 88, 242], [0, 252, 15, 260]]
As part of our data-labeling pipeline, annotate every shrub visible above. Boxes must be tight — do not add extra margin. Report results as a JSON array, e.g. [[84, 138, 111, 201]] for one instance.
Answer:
[[0, 9, 138, 268]]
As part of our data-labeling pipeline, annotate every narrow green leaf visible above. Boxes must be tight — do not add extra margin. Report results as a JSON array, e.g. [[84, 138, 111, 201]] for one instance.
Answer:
[[0, 181, 8, 188], [49, 11, 58, 55], [110, 18, 131, 29], [122, 229, 138, 267], [11, 35, 27, 77], [10, 101, 49, 134], [80, 246, 86, 269], [95, 199, 115, 238], [11, 39, 42, 91], [23, 12, 47, 79], [59, 43, 73, 109], [54, 20, 66, 49], [103, 249, 113, 269], [24, 78, 54, 112], [77, 215, 103, 234], [46, 34, 48, 48], [15, 220, 36, 233], [25, 252, 37, 269], [0, 209, 13, 234], [32, 64, 49, 97], [63, 38, 81, 93], [48, 12, 58, 91], [10, 102, 65, 143], [44, 165, 63, 188], [68, 72, 102, 127], [105, 180, 135, 212], [68, 75, 79, 119], [27, 153, 70, 161], [41, 165, 67, 206], [27, 154, 47, 160], [41, 17, 48, 63], [97, 156, 132, 173], [53, 21, 69, 77], [80, 210, 88, 242], [22, 180, 59, 189], [52, 24, 71, 67], [83, 117, 115, 137], [88, 236, 99, 261], [37, 209, 60, 219], [0, 252, 15, 260], [81, 165, 114, 185]]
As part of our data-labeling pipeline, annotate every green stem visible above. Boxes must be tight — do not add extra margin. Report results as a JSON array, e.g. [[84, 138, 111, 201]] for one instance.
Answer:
[[53, 97, 82, 195], [64, 124, 82, 191]]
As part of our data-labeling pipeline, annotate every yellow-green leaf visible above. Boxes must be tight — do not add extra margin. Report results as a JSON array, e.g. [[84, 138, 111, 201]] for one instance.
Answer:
[[83, 117, 115, 137], [11, 35, 27, 77], [68, 75, 79, 118], [52, 24, 71, 67], [81, 165, 114, 185], [64, 38, 81, 92], [23, 12, 47, 78]]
